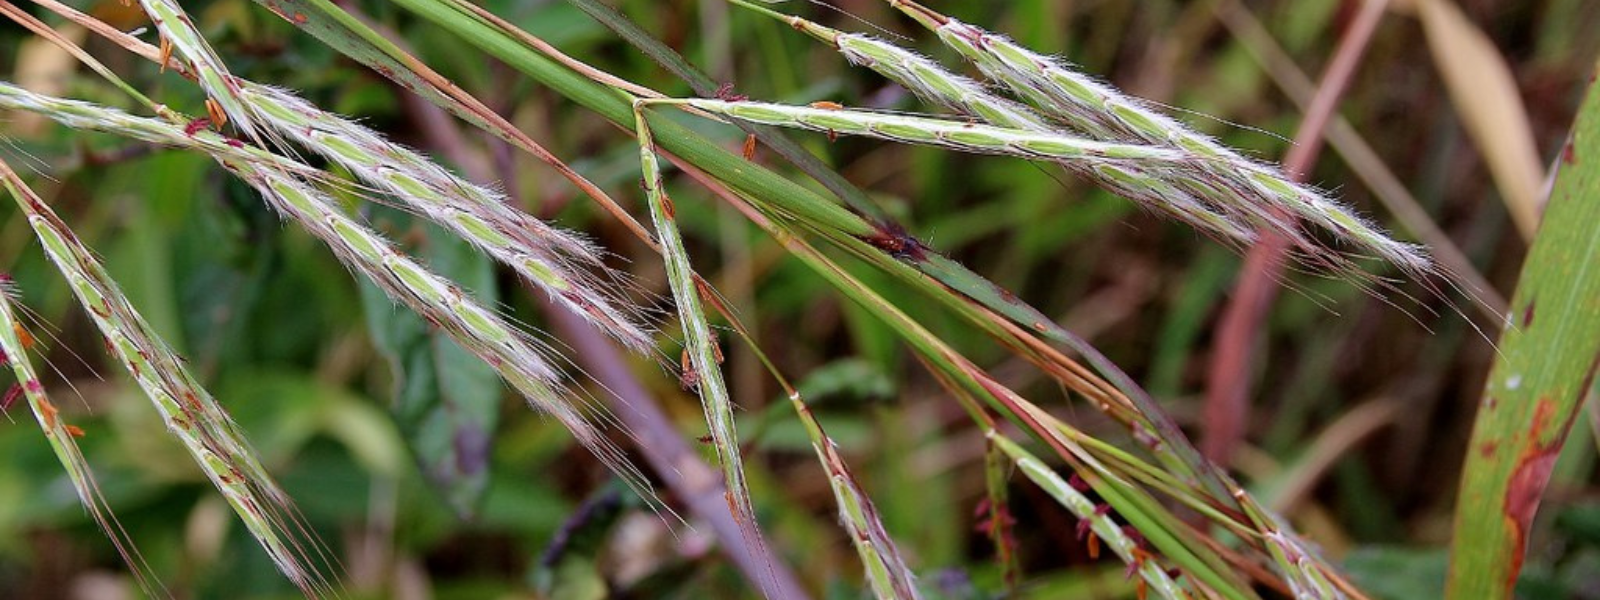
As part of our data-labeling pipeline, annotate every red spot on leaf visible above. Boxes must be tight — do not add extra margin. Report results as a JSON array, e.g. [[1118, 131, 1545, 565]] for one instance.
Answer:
[[1503, 444, 1558, 585], [1502, 388, 1592, 587]]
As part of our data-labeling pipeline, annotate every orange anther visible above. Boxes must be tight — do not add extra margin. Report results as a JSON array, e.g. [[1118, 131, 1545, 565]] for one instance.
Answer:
[[205, 98, 228, 129], [158, 36, 173, 74]]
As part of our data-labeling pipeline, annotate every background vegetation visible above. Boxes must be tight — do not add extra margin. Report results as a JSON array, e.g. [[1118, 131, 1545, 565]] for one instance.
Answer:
[[0, 0, 1597, 598]]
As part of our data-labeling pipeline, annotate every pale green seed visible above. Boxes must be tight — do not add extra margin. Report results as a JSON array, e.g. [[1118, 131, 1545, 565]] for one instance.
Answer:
[[869, 122, 943, 144], [799, 112, 859, 132], [942, 128, 1009, 148], [330, 219, 386, 263]]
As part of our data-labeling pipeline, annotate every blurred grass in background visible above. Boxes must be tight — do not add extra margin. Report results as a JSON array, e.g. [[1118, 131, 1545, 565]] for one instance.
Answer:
[[1, 0, 1598, 598]]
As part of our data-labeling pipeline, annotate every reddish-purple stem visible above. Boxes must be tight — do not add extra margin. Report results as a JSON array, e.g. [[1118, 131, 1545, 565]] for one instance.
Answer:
[[1203, 0, 1392, 464]]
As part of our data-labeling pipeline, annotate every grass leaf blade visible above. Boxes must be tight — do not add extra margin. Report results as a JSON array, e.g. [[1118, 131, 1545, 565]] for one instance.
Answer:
[[1446, 63, 1600, 600]]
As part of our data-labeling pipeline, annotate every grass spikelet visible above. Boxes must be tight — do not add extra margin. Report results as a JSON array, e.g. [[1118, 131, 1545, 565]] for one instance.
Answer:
[[0, 276, 160, 594], [886, 0, 1431, 277], [229, 160, 651, 498], [235, 83, 656, 354], [633, 100, 772, 591], [789, 392, 921, 599], [672, 98, 1259, 241], [727, 3, 1257, 245], [132, 0, 658, 323], [3, 84, 652, 583], [0, 160, 334, 597], [0, 83, 300, 171], [135, 0, 271, 142], [1, 81, 646, 481]]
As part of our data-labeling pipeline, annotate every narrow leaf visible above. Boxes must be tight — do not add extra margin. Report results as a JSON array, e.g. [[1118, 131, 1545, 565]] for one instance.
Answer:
[[1447, 63, 1600, 599], [1417, 0, 1546, 239]]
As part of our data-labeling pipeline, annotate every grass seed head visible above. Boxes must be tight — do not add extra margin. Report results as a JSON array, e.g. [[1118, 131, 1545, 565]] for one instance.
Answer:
[[236, 84, 656, 354]]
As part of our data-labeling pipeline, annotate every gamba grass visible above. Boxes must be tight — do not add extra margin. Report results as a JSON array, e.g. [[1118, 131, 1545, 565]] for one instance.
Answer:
[[126, 0, 656, 492], [0, 78, 650, 590], [0, 275, 155, 591], [0, 160, 335, 596], [884, 0, 1430, 277], [732, 0, 1430, 284], [237, 83, 656, 355], [1, 0, 1525, 596]]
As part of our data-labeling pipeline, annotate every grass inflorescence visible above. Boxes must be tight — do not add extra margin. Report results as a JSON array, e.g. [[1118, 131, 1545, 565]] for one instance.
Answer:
[[731, 0, 1432, 284], [237, 83, 656, 354], [1, 160, 336, 596]]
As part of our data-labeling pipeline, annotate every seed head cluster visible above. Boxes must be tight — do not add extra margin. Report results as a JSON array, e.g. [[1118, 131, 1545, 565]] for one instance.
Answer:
[[731, 2, 1433, 281], [239, 84, 655, 353]]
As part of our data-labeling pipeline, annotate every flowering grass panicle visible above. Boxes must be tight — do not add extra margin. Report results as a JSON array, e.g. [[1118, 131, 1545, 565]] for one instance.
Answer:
[[126, 0, 658, 353], [227, 160, 649, 495], [1, 161, 332, 596], [2, 82, 652, 569], [731, 6, 1260, 245], [674, 98, 1258, 241], [886, 1, 1430, 276], [0, 273, 154, 591], [236, 83, 656, 354]]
